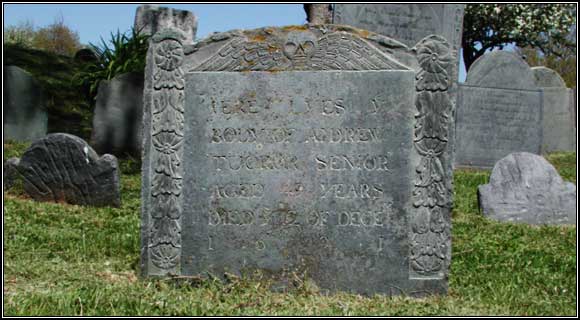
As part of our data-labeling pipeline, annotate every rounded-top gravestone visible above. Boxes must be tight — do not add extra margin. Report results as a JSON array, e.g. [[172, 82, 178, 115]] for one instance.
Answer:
[[478, 152, 576, 225], [531, 66, 567, 88], [466, 51, 537, 90], [4, 66, 48, 142], [14, 133, 121, 207]]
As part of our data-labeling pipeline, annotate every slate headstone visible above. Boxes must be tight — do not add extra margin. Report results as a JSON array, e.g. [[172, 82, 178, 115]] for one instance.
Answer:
[[13, 133, 121, 207], [134, 5, 197, 42], [531, 66, 576, 153], [4, 157, 21, 191], [455, 51, 543, 168], [478, 152, 576, 225], [140, 25, 457, 296], [91, 72, 144, 156], [4, 66, 48, 142]]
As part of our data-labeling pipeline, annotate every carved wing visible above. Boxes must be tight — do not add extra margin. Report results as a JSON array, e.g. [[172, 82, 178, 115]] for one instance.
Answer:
[[310, 32, 410, 71], [193, 36, 287, 71]]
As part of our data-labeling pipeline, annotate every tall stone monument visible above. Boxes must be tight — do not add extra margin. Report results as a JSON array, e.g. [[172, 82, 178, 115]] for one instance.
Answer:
[[454, 51, 543, 168], [4, 66, 48, 142], [531, 66, 576, 153], [134, 5, 198, 43], [140, 24, 456, 296]]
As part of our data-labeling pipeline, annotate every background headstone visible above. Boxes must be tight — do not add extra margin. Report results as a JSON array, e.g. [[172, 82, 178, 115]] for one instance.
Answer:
[[4, 66, 48, 142], [531, 66, 576, 153], [14, 133, 121, 207], [134, 5, 198, 43], [478, 152, 576, 225], [454, 51, 543, 168], [4, 157, 21, 191], [141, 25, 456, 296], [91, 72, 144, 156]]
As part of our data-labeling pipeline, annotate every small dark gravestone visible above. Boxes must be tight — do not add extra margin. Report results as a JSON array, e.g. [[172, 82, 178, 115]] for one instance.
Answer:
[[454, 51, 543, 168], [134, 5, 197, 42], [531, 66, 576, 153], [4, 157, 21, 191], [4, 66, 48, 142], [12, 133, 121, 207], [140, 25, 457, 297], [74, 47, 98, 63], [478, 152, 576, 225], [91, 72, 144, 156]]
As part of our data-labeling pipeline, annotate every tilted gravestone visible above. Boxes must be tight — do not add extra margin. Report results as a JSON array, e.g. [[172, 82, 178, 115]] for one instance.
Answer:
[[140, 25, 457, 296], [10, 133, 121, 207], [4, 66, 48, 142], [134, 5, 198, 43], [91, 72, 144, 156], [531, 66, 576, 153], [454, 51, 543, 169], [478, 152, 576, 225]]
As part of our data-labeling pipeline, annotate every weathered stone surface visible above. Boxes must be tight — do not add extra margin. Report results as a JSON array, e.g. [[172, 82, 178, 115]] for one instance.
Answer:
[[478, 152, 576, 225], [572, 87, 577, 128], [531, 66, 567, 88], [304, 4, 333, 24], [141, 25, 456, 296], [4, 66, 48, 142], [15, 133, 121, 207], [531, 67, 576, 153], [134, 5, 197, 42], [4, 157, 21, 191], [465, 51, 536, 90], [455, 51, 543, 168], [91, 72, 144, 156], [332, 4, 465, 50]]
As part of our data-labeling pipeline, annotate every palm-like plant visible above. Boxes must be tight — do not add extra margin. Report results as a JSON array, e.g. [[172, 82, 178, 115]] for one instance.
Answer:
[[74, 27, 150, 100]]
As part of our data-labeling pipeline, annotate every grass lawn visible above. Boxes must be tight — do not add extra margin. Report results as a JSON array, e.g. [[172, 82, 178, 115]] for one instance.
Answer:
[[3, 143, 577, 316]]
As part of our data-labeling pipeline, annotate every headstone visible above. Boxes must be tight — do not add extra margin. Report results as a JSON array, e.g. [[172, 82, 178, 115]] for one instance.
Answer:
[[455, 51, 543, 168], [74, 47, 98, 63], [140, 25, 456, 296], [12, 133, 121, 207], [4, 66, 48, 142], [572, 87, 577, 128], [531, 66, 576, 153], [91, 72, 144, 156], [134, 5, 198, 43], [332, 4, 465, 50], [4, 157, 21, 191], [478, 152, 576, 225]]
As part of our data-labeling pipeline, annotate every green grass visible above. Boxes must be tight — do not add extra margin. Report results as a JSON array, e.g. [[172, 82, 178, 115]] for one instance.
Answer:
[[3, 147, 577, 316]]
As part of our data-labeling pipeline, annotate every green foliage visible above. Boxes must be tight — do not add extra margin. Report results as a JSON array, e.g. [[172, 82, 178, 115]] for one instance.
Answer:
[[4, 44, 93, 140], [463, 4, 576, 71], [4, 16, 81, 57], [74, 28, 149, 100], [3, 145, 577, 316]]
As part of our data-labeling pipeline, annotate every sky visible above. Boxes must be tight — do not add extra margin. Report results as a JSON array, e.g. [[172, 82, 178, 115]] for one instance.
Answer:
[[3, 3, 470, 81]]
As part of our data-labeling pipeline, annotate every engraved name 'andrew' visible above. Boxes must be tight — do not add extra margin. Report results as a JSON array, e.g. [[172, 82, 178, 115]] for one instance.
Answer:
[[211, 127, 382, 144]]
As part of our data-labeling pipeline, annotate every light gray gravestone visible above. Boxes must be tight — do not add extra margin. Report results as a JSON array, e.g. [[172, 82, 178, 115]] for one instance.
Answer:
[[454, 51, 543, 169], [12, 133, 121, 207], [531, 66, 576, 153], [4, 66, 48, 142], [478, 152, 576, 225], [91, 72, 144, 156], [140, 25, 457, 297], [134, 5, 197, 43]]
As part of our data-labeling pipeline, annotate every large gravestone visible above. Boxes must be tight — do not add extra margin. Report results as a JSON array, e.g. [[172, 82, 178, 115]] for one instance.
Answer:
[[479, 152, 576, 225], [454, 51, 543, 168], [140, 25, 456, 296], [91, 72, 144, 156], [11, 133, 121, 207], [134, 5, 197, 43], [531, 66, 576, 153], [4, 66, 48, 142]]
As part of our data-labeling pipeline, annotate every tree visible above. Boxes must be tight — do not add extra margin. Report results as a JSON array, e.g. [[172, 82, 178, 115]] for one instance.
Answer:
[[4, 20, 35, 47], [31, 15, 82, 56], [462, 4, 576, 71]]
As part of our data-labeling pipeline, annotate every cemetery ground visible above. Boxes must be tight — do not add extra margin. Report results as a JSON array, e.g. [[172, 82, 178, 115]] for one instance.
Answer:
[[3, 141, 576, 316]]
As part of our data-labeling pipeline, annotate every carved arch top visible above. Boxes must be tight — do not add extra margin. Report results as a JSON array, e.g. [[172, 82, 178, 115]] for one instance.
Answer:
[[183, 25, 417, 72]]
